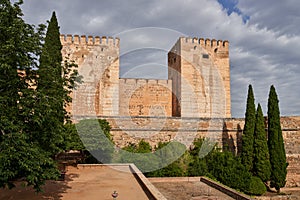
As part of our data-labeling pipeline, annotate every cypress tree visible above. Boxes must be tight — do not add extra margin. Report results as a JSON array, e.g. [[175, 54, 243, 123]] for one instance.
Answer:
[[267, 85, 288, 193], [36, 11, 64, 153], [253, 103, 271, 182], [241, 84, 256, 171]]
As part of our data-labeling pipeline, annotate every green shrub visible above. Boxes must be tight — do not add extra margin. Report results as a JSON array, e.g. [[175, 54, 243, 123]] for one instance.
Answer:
[[145, 141, 188, 177], [245, 176, 267, 196], [207, 151, 252, 191], [75, 119, 114, 164], [118, 140, 158, 173], [188, 157, 208, 176]]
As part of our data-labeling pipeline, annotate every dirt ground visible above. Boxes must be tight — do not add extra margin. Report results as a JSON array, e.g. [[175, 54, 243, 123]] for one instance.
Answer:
[[152, 181, 235, 200], [0, 165, 149, 200]]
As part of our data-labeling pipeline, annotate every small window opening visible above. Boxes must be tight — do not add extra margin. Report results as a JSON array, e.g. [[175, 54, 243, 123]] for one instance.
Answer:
[[202, 54, 209, 59]]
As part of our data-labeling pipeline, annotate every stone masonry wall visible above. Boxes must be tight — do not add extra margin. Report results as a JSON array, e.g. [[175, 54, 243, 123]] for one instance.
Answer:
[[88, 115, 300, 187], [119, 79, 172, 117], [61, 34, 300, 187], [62, 35, 231, 118], [168, 37, 231, 118], [61, 35, 120, 116]]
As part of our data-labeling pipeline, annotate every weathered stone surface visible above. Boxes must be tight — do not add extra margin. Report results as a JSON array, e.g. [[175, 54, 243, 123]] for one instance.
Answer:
[[62, 34, 300, 187], [62, 35, 231, 118], [61, 35, 119, 116], [119, 79, 172, 116], [168, 37, 231, 118], [81, 116, 299, 187]]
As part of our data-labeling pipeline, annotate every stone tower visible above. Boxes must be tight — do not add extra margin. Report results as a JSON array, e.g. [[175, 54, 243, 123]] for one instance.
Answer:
[[60, 35, 120, 117], [168, 37, 231, 118], [61, 35, 231, 119]]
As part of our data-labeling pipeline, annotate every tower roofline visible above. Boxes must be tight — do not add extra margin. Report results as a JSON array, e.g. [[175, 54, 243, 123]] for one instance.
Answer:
[[60, 34, 120, 47]]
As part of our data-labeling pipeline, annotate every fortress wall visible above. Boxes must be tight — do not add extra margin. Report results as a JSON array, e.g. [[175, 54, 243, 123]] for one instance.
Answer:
[[224, 116, 300, 187], [119, 79, 172, 117], [88, 115, 300, 187], [62, 35, 231, 118], [168, 41, 181, 117], [62, 33, 300, 186], [168, 37, 231, 118], [61, 35, 120, 116]]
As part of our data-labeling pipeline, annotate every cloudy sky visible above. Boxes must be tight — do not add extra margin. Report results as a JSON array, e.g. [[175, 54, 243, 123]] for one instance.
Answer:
[[21, 0, 300, 118]]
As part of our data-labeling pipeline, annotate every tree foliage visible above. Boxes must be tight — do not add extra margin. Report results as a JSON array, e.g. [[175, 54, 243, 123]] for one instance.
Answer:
[[33, 11, 80, 154], [0, 0, 59, 191], [208, 151, 252, 191], [0, 0, 42, 137], [118, 140, 157, 172], [253, 104, 271, 182], [188, 138, 209, 176], [206, 151, 266, 195], [0, 134, 59, 192], [34, 11, 64, 154], [75, 119, 114, 164], [62, 123, 85, 151], [147, 142, 188, 177], [267, 85, 288, 192], [246, 176, 267, 195], [0, 2, 80, 191], [241, 84, 256, 171]]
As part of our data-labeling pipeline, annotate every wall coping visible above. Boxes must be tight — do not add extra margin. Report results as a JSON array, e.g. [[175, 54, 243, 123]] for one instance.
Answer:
[[73, 115, 300, 121], [200, 177, 253, 200]]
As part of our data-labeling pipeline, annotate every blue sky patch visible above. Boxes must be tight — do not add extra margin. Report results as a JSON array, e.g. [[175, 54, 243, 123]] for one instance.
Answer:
[[217, 0, 250, 23]]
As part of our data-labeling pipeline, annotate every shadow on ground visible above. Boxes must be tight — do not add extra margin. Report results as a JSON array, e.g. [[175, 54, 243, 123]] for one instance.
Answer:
[[0, 173, 78, 200]]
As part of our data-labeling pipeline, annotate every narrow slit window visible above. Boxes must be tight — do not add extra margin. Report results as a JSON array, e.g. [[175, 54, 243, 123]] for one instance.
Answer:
[[202, 54, 209, 59]]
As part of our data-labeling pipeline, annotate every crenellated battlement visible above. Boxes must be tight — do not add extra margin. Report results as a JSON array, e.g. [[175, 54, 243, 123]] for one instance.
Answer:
[[62, 33, 230, 118], [60, 34, 120, 47], [180, 36, 229, 50], [169, 36, 231, 118], [119, 78, 172, 86]]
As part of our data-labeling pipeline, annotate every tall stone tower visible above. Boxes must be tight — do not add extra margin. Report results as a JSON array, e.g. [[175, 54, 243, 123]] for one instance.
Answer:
[[168, 37, 231, 118], [60, 35, 120, 117]]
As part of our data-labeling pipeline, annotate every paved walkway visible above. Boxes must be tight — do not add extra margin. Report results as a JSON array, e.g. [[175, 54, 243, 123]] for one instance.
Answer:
[[0, 165, 150, 200]]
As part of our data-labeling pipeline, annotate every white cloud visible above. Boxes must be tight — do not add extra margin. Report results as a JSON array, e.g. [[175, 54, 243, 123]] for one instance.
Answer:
[[20, 0, 300, 117]]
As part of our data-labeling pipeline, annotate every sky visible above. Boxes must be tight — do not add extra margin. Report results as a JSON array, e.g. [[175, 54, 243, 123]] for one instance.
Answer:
[[20, 0, 300, 118]]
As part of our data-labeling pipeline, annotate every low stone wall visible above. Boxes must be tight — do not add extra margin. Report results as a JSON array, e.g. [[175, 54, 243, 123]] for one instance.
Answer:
[[148, 177, 201, 183], [200, 177, 253, 200], [100, 116, 300, 153], [129, 164, 167, 200]]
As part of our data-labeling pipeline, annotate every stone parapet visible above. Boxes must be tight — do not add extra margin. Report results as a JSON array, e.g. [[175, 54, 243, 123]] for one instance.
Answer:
[[60, 34, 119, 47], [119, 78, 172, 117]]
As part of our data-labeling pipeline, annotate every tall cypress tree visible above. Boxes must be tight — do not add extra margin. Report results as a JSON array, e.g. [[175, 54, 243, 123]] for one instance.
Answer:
[[267, 85, 288, 193], [253, 103, 271, 182], [241, 84, 256, 172], [36, 11, 64, 153]]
